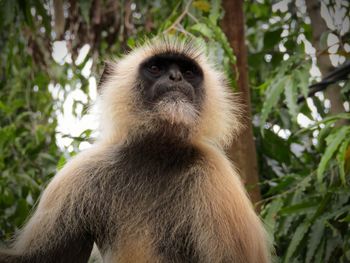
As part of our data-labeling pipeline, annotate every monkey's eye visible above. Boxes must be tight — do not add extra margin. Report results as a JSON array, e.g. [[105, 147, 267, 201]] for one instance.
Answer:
[[148, 65, 161, 76], [184, 70, 194, 78]]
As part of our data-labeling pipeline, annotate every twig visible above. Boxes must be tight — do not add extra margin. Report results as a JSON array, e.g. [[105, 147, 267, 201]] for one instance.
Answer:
[[163, 0, 193, 34], [174, 24, 196, 38], [187, 12, 199, 23]]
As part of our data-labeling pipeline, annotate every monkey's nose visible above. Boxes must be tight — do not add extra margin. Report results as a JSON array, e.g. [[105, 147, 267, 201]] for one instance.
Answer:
[[169, 68, 183, 82]]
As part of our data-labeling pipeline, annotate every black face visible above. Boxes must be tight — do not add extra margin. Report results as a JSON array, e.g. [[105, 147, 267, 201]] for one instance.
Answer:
[[138, 53, 204, 107]]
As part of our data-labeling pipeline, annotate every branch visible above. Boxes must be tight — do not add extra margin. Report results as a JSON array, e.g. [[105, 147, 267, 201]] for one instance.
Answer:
[[297, 61, 350, 103], [163, 1, 192, 34]]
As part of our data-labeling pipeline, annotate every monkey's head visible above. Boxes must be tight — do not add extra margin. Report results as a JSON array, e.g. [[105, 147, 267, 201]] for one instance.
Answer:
[[98, 38, 241, 147]]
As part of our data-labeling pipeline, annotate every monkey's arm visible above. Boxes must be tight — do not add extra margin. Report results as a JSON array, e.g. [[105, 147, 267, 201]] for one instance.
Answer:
[[0, 148, 103, 263]]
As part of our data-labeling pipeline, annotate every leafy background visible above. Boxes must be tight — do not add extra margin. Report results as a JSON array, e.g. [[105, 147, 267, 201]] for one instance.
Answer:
[[0, 0, 349, 262]]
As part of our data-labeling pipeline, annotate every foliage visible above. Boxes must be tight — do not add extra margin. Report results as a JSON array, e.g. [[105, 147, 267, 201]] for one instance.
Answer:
[[0, 0, 60, 239], [0, 0, 350, 262], [244, 1, 350, 262]]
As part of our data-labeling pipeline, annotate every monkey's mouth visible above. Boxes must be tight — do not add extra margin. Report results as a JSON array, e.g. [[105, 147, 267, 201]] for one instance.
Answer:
[[153, 85, 194, 103], [158, 90, 188, 102]]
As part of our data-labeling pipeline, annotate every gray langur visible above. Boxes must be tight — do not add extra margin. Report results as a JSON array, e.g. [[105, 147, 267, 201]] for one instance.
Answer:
[[0, 38, 271, 263]]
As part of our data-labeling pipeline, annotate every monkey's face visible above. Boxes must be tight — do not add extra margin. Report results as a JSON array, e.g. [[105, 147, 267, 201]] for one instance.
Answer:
[[137, 53, 205, 126], [99, 38, 240, 146], [139, 53, 204, 105]]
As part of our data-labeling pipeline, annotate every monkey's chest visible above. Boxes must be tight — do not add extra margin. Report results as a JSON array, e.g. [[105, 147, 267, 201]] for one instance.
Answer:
[[114, 139, 203, 196], [100, 142, 204, 262]]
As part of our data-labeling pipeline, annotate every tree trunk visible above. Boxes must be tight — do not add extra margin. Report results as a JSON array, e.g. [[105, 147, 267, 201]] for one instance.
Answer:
[[53, 0, 65, 39], [221, 0, 262, 208], [306, 0, 346, 124]]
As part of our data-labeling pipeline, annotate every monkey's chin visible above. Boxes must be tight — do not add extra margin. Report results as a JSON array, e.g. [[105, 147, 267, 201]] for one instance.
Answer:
[[155, 97, 198, 127]]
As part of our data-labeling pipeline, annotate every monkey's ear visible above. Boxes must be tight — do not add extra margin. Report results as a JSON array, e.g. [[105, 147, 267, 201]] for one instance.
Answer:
[[97, 61, 114, 93]]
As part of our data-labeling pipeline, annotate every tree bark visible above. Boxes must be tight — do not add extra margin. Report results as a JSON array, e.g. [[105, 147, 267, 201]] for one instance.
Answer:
[[306, 0, 346, 124], [53, 0, 65, 39], [221, 0, 262, 208]]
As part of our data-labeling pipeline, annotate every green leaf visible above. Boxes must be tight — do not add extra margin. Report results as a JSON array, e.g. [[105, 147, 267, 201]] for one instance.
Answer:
[[39, 153, 58, 163], [305, 219, 325, 263], [34, 1, 51, 35], [157, 1, 181, 32], [14, 198, 30, 225], [280, 201, 318, 215], [261, 129, 291, 164], [319, 31, 330, 50], [209, 0, 221, 24], [206, 18, 236, 65], [192, 0, 210, 12], [0, 0, 15, 28], [57, 155, 66, 170], [190, 23, 213, 38], [260, 76, 288, 132], [18, 0, 34, 29], [343, 80, 350, 93], [314, 238, 325, 263], [264, 29, 283, 49], [266, 175, 295, 196], [316, 122, 332, 152], [263, 199, 283, 244], [337, 138, 350, 184], [79, 0, 93, 24], [284, 76, 298, 121], [127, 38, 136, 49], [283, 221, 311, 263], [296, 68, 309, 99], [297, 113, 350, 134], [317, 126, 350, 182], [325, 235, 342, 262], [321, 205, 350, 220]]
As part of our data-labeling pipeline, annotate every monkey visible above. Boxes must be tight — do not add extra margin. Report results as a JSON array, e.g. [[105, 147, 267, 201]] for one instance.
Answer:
[[0, 37, 271, 263]]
